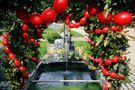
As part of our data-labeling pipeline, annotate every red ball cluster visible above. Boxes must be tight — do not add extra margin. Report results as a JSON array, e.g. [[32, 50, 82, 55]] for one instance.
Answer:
[[92, 26, 121, 35], [89, 55, 126, 79], [5, 0, 69, 86], [102, 68, 125, 79], [2, 33, 29, 80], [63, 10, 90, 28], [63, 3, 99, 29], [16, 0, 68, 26]]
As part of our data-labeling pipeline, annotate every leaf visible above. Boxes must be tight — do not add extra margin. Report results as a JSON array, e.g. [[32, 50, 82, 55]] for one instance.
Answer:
[[119, 65, 125, 73], [113, 63, 119, 71], [96, 34, 104, 46], [104, 39, 108, 47]]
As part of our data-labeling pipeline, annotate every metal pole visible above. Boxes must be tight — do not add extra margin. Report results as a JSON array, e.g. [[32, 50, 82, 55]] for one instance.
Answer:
[[64, 24, 69, 66]]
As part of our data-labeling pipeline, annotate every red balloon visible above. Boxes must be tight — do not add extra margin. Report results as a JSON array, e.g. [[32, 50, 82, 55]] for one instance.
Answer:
[[2, 39, 9, 46], [30, 38, 35, 43], [102, 68, 107, 73], [110, 72, 118, 78], [68, 23, 74, 28], [3, 33, 8, 39], [22, 24, 29, 32], [67, 13, 73, 19], [30, 13, 42, 26], [84, 11, 90, 18], [19, 66, 26, 72], [102, 27, 109, 34], [74, 22, 80, 28], [114, 12, 133, 26], [87, 3, 99, 16], [8, 53, 15, 60], [79, 17, 86, 25], [105, 59, 112, 66], [41, 9, 56, 24], [104, 70, 110, 76], [111, 26, 119, 32], [22, 33, 29, 39], [97, 12, 112, 24], [31, 57, 38, 62], [14, 59, 21, 67], [102, 68, 110, 76], [117, 75, 125, 80], [53, 0, 68, 13], [95, 29, 102, 35], [4, 46, 10, 53], [23, 71, 29, 79], [64, 18, 70, 25], [112, 56, 120, 63]]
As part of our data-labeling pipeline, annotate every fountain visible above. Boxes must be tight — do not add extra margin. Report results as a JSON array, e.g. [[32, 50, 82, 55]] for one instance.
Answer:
[[23, 24, 102, 90]]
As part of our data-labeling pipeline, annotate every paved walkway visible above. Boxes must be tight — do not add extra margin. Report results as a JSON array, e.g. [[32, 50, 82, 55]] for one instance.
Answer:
[[0, 36, 2, 41], [71, 37, 87, 41]]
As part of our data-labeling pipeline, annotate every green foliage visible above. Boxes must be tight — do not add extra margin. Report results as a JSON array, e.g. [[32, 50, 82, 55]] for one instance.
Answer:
[[38, 41, 48, 58], [70, 31, 83, 37], [43, 28, 61, 43]]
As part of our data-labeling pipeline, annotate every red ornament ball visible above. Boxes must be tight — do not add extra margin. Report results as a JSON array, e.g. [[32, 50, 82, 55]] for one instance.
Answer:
[[3, 33, 8, 39], [8, 53, 15, 60], [53, 0, 68, 13], [30, 13, 43, 26], [14, 59, 21, 67], [41, 9, 56, 24], [97, 12, 112, 24], [114, 12, 133, 26]]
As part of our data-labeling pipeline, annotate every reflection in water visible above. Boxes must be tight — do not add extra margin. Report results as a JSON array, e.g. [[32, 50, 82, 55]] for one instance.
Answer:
[[37, 70, 92, 86]]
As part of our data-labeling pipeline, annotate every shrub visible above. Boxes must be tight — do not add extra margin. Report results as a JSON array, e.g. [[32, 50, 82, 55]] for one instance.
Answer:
[[43, 28, 61, 43]]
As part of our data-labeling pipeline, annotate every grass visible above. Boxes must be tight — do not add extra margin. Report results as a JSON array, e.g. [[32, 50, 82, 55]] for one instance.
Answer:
[[74, 41, 90, 49], [70, 30, 83, 37], [38, 41, 48, 58], [0, 40, 2, 45]]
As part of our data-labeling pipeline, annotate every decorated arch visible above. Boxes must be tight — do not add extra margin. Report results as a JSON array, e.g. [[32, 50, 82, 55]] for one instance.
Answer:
[[0, 0, 135, 89]]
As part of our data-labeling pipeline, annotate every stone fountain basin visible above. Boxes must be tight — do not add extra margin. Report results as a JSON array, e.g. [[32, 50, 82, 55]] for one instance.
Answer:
[[23, 61, 99, 90]]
